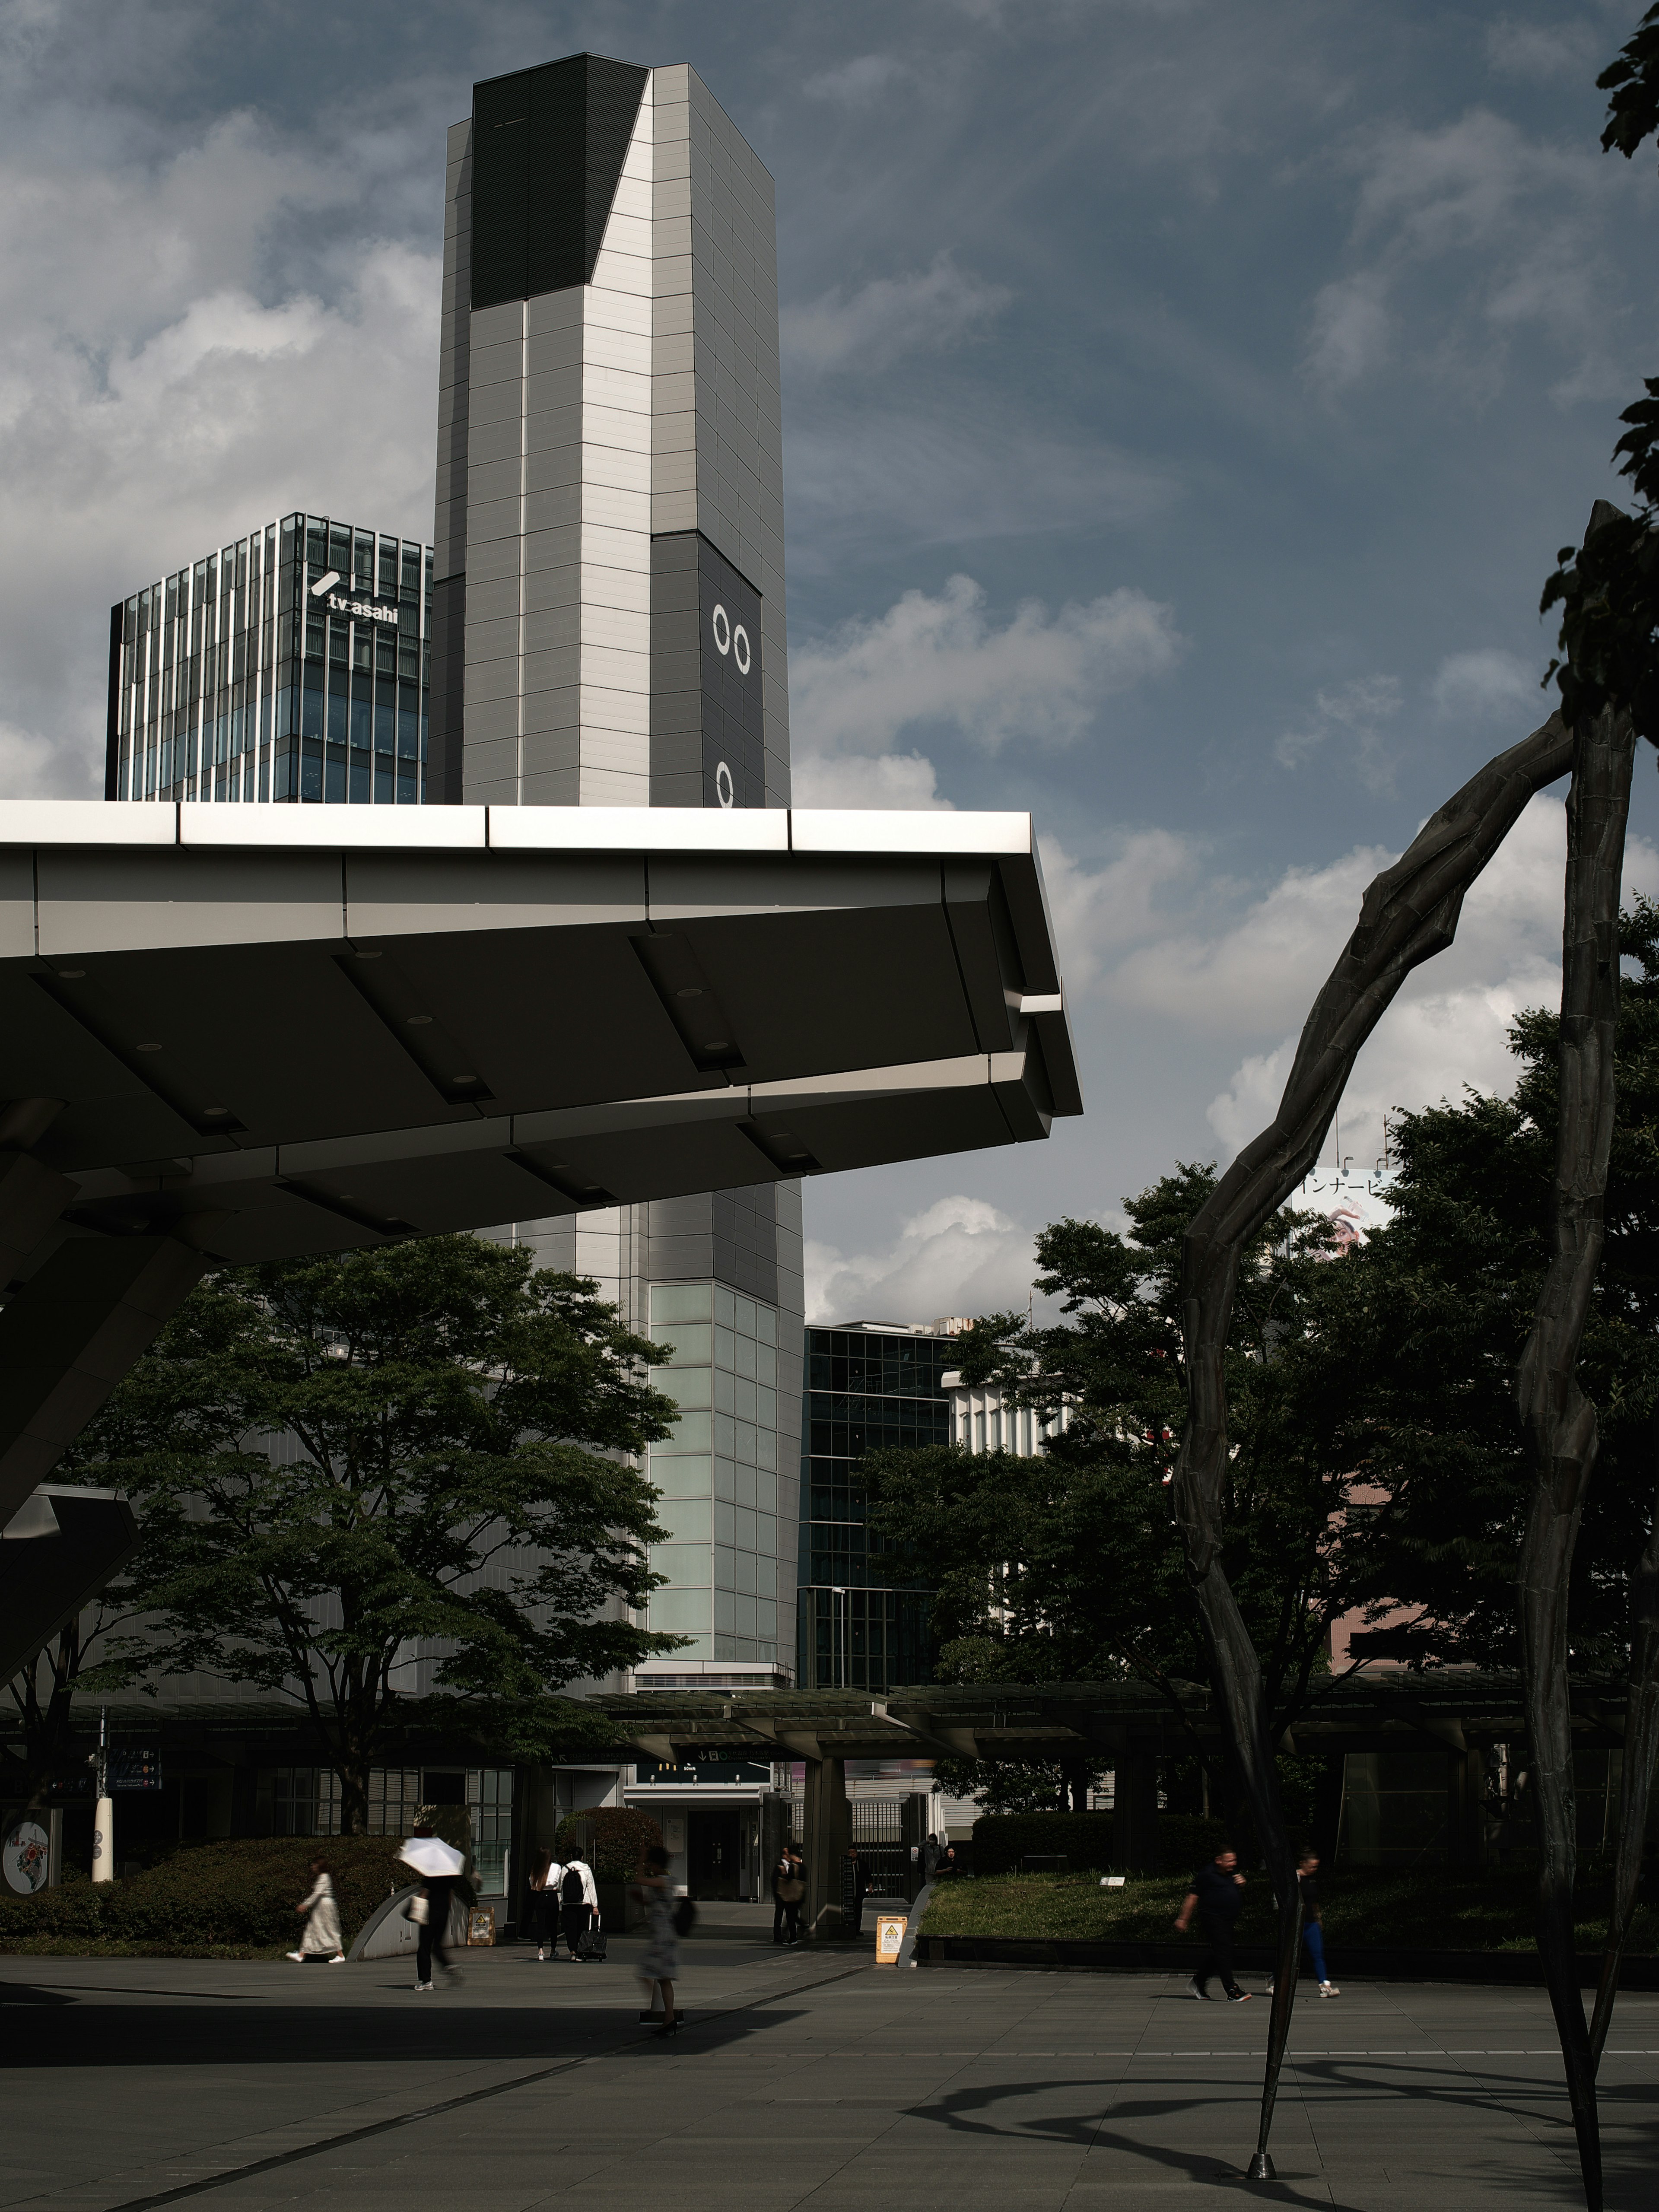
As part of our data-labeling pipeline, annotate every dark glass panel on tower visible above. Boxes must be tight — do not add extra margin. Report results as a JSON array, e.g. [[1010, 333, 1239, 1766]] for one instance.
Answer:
[[470, 53, 647, 310]]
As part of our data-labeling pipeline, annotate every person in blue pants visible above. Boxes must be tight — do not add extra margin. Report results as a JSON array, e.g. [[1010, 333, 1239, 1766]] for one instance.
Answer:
[[1268, 1850, 1340, 1997]]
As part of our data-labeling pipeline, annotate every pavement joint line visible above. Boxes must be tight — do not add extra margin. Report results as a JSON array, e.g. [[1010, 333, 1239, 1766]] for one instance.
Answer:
[[32, 1957, 874, 2212]]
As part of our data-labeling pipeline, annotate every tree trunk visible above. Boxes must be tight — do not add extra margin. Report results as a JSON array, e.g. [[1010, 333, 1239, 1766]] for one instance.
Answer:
[[1171, 705, 1574, 2181], [1590, 1474, 1659, 2069], [1514, 689, 1634, 2212]]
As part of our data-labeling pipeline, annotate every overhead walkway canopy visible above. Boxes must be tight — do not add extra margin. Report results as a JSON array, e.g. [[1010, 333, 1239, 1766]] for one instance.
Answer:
[[0, 801, 1081, 1665], [587, 1676, 1623, 1934]]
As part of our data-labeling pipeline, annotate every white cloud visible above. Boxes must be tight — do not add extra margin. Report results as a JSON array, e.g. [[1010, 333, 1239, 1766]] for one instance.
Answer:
[[1274, 674, 1402, 788], [801, 54, 915, 106], [791, 574, 1182, 772], [785, 408, 1178, 559], [1037, 827, 1198, 991], [805, 1195, 1040, 1325], [1430, 647, 1543, 721], [1485, 17, 1601, 84], [0, 108, 437, 796], [1302, 270, 1391, 394], [782, 252, 1011, 376], [791, 750, 953, 810], [1301, 108, 1626, 403], [1200, 795, 1659, 1178]]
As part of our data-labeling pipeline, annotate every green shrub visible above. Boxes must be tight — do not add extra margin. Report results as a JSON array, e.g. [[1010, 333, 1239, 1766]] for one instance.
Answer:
[[970, 1810, 1233, 1876], [921, 1865, 1659, 1954], [971, 1812, 1119, 1875], [1157, 1815, 1232, 1872], [555, 1806, 663, 1882], [0, 1837, 406, 1955]]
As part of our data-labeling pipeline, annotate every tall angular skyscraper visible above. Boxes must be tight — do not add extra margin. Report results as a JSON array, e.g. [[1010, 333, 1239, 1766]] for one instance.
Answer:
[[431, 57, 801, 1681]]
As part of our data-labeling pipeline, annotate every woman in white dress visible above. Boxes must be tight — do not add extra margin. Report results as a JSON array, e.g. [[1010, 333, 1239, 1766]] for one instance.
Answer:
[[287, 1857, 345, 1964], [631, 1844, 680, 2036]]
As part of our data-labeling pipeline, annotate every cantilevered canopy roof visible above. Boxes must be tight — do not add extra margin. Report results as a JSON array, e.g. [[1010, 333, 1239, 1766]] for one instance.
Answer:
[[0, 802, 1081, 1262]]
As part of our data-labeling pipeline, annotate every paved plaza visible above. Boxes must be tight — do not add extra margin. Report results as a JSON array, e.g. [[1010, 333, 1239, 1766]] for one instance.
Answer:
[[4, 1905, 1656, 2212]]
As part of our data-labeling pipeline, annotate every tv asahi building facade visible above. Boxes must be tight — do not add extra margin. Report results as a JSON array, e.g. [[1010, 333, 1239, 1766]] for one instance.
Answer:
[[431, 55, 801, 1734]]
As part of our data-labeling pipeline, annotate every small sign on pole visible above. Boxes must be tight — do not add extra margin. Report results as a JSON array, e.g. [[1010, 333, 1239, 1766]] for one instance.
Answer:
[[108, 1749, 162, 1792], [874, 1910, 907, 1965]]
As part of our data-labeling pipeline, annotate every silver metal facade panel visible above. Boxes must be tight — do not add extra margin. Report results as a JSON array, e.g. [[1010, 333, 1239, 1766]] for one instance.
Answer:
[[431, 55, 798, 1669]]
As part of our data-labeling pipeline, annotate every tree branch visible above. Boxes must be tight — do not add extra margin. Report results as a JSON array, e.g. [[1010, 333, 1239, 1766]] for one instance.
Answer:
[[1171, 706, 1573, 2182]]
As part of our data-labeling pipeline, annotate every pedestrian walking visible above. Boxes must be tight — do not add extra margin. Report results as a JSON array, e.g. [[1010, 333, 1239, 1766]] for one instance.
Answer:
[[840, 1843, 868, 1938], [922, 1831, 942, 1880], [773, 1845, 805, 1944], [1174, 1846, 1251, 2002], [286, 1856, 345, 1964], [560, 1847, 598, 1959], [527, 1845, 564, 1961], [398, 1824, 465, 1992], [1265, 1851, 1341, 1998], [632, 1843, 681, 2036]]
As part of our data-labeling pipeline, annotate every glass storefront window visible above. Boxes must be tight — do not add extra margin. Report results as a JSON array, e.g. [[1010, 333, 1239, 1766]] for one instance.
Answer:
[[257, 1765, 513, 1892]]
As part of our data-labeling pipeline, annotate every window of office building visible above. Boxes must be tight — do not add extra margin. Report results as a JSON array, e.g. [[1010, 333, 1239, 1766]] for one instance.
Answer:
[[645, 1282, 782, 1665], [109, 512, 430, 809], [798, 1326, 952, 1691], [254, 1765, 513, 1894]]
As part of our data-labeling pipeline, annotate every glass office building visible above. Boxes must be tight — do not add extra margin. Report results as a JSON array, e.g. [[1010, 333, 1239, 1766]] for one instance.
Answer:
[[645, 1281, 786, 1664], [106, 512, 431, 805], [798, 1322, 958, 1691]]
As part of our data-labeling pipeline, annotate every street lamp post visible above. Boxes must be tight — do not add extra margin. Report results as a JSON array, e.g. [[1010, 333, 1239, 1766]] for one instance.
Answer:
[[829, 1586, 851, 1688], [91, 1706, 113, 1885]]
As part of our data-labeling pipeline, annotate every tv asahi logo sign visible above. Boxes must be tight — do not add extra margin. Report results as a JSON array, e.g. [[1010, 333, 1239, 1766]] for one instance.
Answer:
[[310, 570, 400, 626]]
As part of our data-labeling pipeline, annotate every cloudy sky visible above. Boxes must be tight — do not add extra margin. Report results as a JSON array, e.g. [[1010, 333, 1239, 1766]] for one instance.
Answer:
[[2, 0, 1656, 1321]]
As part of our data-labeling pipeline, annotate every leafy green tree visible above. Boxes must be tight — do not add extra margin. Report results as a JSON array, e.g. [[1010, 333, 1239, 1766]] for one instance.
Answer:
[[861, 898, 1659, 1829], [859, 1170, 1363, 1813], [60, 1236, 680, 1831], [3, 1587, 162, 1810], [1294, 897, 1659, 1673]]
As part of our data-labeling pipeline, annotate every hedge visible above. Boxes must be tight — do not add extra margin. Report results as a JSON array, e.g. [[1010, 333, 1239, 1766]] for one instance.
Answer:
[[970, 1811, 1233, 1876], [555, 1806, 663, 1882], [1157, 1815, 1233, 1872], [0, 1836, 407, 1955]]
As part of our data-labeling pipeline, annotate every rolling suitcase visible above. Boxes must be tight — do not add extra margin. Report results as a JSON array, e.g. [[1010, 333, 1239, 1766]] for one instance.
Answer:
[[578, 1913, 607, 1962]]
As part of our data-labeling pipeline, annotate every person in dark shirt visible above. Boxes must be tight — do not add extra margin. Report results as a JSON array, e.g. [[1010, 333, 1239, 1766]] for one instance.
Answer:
[[1266, 1851, 1340, 1998], [1174, 1847, 1250, 2001]]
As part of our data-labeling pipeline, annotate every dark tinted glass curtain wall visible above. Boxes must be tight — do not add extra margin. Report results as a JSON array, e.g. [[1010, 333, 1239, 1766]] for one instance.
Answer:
[[471, 55, 648, 310]]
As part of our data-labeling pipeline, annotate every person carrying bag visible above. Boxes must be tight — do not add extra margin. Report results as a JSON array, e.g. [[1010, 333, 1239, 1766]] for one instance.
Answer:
[[561, 1848, 599, 1961]]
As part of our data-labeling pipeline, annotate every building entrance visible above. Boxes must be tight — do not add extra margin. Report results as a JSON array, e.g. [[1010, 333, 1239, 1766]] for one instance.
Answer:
[[688, 1809, 742, 1899]]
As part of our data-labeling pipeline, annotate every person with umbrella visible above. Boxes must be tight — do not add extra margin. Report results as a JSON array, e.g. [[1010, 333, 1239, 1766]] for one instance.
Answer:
[[399, 1824, 466, 1992]]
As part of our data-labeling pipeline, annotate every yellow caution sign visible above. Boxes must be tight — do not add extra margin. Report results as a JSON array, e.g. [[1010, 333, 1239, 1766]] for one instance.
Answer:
[[874, 1910, 907, 1965]]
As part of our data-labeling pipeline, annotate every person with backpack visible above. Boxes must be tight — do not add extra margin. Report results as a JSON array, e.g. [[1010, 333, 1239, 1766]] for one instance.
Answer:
[[561, 1848, 599, 1960], [631, 1843, 681, 2036], [527, 1846, 563, 1962]]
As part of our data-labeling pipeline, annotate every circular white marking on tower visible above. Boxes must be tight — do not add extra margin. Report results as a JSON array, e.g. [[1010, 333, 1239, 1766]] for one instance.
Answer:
[[733, 623, 751, 674], [715, 761, 735, 808], [711, 604, 731, 655]]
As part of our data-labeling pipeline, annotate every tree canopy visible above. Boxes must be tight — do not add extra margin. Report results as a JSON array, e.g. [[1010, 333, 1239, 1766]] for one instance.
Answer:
[[859, 900, 1659, 1800], [858, 1168, 1360, 1780], [54, 1235, 680, 1828]]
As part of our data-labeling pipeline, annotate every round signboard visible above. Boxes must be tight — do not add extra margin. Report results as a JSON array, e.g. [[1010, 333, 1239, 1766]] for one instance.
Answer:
[[3, 1819, 50, 1894]]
